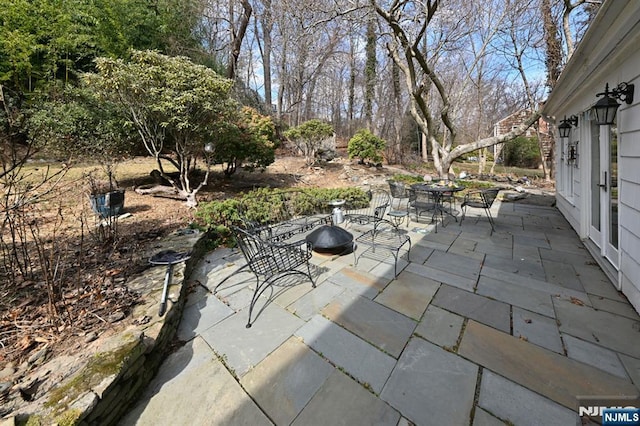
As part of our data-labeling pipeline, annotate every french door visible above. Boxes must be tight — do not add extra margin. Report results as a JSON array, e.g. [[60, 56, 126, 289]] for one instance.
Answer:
[[589, 120, 619, 273]]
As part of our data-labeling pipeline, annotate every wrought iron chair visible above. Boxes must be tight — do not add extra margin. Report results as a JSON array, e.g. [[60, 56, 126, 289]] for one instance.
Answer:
[[215, 225, 315, 328], [344, 189, 391, 230], [459, 188, 501, 234]]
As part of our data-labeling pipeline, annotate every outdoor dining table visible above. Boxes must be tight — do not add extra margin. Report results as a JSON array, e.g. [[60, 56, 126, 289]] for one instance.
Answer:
[[411, 182, 464, 232]]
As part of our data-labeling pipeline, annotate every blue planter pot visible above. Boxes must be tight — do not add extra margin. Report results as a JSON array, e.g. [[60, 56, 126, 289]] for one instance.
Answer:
[[90, 190, 125, 218]]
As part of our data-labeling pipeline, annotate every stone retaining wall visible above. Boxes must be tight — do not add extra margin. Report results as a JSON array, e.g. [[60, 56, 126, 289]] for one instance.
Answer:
[[23, 229, 211, 425]]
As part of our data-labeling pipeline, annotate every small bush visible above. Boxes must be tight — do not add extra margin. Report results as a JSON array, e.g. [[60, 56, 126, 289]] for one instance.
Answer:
[[503, 137, 541, 168], [195, 187, 369, 247], [347, 129, 386, 165]]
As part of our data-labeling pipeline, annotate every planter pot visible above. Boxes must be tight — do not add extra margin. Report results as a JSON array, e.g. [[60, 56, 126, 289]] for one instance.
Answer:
[[90, 190, 125, 218]]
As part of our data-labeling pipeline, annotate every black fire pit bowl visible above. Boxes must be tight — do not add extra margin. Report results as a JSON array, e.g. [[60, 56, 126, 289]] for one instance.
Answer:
[[305, 225, 354, 255]]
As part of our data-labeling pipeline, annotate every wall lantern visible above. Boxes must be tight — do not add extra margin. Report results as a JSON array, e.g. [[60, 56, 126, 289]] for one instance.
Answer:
[[593, 82, 635, 125], [558, 115, 578, 139]]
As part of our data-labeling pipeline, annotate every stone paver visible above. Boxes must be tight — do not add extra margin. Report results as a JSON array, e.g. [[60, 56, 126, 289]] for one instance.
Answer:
[[374, 271, 440, 320], [458, 320, 640, 410], [200, 302, 305, 376], [286, 281, 344, 321], [476, 275, 555, 317], [405, 262, 476, 292], [472, 408, 506, 426], [553, 298, 640, 358], [483, 253, 546, 281], [512, 307, 563, 353], [619, 353, 640, 388], [589, 295, 640, 320], [240, 337, 333, 425], [322, 291, 416, 358], [292, 370, 400, 426], [562, 334, 629, 379], [121, 337, 271, 426], [542, 259, 585, 292], [414, 304, 464, 349], [296, 315, 395, 394], [432, 285, 510, 333], [425, 249, 483, 280], [380, 337, 478, 426], [478, 370, 578, 426], [326, 267, 390, 299], [177, 294, 235, 341], [480, 265, 591, 306]]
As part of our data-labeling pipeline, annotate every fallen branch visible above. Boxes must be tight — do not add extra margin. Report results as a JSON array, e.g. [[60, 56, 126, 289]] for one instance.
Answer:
[[134, 185, 179, 196]]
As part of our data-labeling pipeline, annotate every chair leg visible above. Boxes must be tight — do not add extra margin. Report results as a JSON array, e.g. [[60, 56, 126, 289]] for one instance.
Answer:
[[484, 207, 496, 234], [459, 205, 466, 226]]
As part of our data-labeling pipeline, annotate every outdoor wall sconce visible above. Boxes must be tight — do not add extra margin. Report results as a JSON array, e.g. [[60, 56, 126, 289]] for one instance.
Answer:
[[593, 82, 635, 125], [558, 115, 578, 138], [568, 142, 578, 165]]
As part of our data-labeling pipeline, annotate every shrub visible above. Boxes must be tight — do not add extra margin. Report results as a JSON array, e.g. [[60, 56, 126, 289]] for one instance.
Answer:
[[502, 137, 541, 168], [195, 187, 369, 247], [347, 129, 386, 165]]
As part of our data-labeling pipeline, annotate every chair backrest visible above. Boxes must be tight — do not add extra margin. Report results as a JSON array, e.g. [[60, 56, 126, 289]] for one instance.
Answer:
[[481, 188, 500, 208], [388, 180, 408, 199], [370, 189, 390, 219]]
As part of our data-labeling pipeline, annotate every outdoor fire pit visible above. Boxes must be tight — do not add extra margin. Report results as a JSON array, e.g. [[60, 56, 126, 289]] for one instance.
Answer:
[[305, 225, 354, 255]]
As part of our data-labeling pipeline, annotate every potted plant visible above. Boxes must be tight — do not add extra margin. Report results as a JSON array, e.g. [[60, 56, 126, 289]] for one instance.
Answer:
[[87, 165, 125, 218]]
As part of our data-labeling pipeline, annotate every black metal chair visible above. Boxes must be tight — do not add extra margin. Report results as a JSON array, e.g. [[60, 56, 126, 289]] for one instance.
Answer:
[[459, 188, 501, 234], [345, 189, 391, 230], [215, 225, 315, 328]]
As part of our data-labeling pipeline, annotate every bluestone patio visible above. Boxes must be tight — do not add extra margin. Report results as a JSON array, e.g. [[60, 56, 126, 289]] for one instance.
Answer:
[[122, 194, 640, 426]]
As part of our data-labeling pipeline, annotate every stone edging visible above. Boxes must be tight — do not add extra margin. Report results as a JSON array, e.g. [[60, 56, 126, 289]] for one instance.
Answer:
[[20, 229, 211, 425]]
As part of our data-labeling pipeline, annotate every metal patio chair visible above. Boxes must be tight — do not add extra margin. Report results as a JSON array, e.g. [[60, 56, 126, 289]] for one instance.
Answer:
[[215, 225, 315, 328], [459, 188, 501, 234]]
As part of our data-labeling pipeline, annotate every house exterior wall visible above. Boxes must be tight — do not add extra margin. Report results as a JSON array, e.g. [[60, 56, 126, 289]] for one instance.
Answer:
[[542, 0, 640, 314]]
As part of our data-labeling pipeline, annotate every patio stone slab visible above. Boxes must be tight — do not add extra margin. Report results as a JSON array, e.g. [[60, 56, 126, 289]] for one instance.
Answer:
[[562, 334, 628, 379], [619, 354, 640, 389], [322, 291, 416, 358], [270, 281, 314, 309], [432, 285, 510, 333], [295, 315, 396, 394], [472, 407, 505, 426], [483, 254, 546, 281], [406, 244, 434, 265], [405, 262, 476, 292], [554, 298, 640, 358], [292, 370, 400, 426], [286, 281, 344, 321], [448, 238, 486, 261], [512, 307, 563, 353], [425, 249, 483, 280], [240, 337, 333, 426], [380, 338, 477, 426], [542, 259, 584, 292], [480, 265, 591, 306], [414, 305, 464, 349], [478, 370, 579, 426], [513, 234, 551, 249], [574, 264, 626, 301], [476, 275, 555, 318], [326, 267, 390, 299], [121, 336, 271, 426], [177, 294, 235, 341], [200, 302, 305, 376], [458, 320, 640, 410], [374, 271, 440, 320], [539, 246, 593, 266], [589, 295, 640, 320]]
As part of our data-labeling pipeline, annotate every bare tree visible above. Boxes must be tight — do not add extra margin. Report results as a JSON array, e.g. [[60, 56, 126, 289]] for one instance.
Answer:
[[372, 0, 541, 177]]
